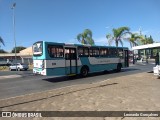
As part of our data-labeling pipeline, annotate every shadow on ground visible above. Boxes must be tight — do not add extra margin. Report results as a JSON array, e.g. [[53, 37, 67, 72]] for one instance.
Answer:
[[42, 68, 140, 83]]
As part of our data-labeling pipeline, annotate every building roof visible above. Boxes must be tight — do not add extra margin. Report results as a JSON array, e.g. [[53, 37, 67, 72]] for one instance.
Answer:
[[0, 47, 32, 57], [132, 43, 160, 50], [19, 46, 32, 55]]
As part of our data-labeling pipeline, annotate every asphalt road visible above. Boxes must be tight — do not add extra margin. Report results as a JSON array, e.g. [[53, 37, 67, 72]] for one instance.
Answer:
[[0, 63, 154, 99]]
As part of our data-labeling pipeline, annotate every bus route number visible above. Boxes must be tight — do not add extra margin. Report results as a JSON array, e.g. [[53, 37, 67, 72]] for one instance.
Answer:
[[52, 63, 56, 66]]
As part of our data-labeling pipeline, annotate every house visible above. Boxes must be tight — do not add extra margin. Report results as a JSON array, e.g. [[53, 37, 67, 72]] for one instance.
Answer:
[[19, 47, 33, 64], [0, 47, 33, 65]]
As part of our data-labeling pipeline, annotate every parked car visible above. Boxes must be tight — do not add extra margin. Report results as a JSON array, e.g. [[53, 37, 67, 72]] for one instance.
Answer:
[[9, 63, 29, 71]]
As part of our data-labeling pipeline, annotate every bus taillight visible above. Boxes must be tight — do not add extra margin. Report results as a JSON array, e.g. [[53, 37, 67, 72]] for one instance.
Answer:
[[42, 60, 45, 70]]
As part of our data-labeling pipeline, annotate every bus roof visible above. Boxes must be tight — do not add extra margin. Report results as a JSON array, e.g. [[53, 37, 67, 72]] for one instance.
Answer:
[[37, 41, 128, 49], [74, 44, 128, 49]]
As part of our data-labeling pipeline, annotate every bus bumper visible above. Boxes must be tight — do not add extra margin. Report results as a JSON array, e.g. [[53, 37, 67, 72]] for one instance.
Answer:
[[33, 68, 46, 76]]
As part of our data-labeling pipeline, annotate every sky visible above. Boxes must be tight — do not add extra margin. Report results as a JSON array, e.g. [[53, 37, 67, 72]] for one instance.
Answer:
[[0, 0, 160, 52]]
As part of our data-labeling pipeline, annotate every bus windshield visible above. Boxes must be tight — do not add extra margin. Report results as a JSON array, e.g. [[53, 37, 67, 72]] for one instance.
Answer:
[[33, 42, 43, 56]]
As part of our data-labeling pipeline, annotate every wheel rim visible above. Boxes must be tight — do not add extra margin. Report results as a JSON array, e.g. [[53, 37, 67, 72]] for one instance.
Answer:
[[83, 70, 87, 76], [82, 68, 88, 76]]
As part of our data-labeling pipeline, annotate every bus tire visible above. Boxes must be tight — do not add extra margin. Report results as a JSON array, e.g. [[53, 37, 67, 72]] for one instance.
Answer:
[[80, 66, 89, 77], [116, 64, 122, 72]]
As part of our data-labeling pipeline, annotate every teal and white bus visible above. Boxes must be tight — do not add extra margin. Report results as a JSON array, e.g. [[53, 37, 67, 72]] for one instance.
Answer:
[[33, 41, 129, 77]]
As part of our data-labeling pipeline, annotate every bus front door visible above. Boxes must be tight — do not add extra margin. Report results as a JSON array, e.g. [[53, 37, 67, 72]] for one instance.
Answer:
[[65, 48, 77, 75], [124, 50, 129, 67]]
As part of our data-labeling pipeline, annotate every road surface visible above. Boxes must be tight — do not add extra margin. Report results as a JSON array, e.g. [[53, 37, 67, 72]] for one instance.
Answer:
[[0, 64, 154, 99]]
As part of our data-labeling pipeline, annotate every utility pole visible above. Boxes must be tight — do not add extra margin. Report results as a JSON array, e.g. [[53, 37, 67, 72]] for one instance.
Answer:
[[11, 3, 17, 70]]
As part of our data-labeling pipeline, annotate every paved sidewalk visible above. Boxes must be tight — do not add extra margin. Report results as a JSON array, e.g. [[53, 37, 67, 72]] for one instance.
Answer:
[[0, 75, 21, 80], [0, 72, 160, 120]]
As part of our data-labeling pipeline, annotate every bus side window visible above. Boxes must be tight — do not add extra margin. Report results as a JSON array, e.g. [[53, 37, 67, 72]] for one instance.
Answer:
[[78, 47, 89, 57], [57, 48, 64, 57], [65, 49, 70, 60], [90, 48, 99, 57], [48, 45, 64, 58], [100, 48, 108, 57], [48, 48, 51, 54], [115, 49, 118, 56], [109, 48, 117, 57], [78, 47, 83, 56], [51, 48, 55, 57], [59, 52, 63, 57], [65, 53, 69, 60], [118, 49, 123, 58], [84, 48, 89, 56]]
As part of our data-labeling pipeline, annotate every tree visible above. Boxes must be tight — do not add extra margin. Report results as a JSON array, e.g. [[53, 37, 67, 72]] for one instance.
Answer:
[[0, 49, 8, 53], [127, 33, 143, 47], [0, 36, 5, 48], [106, 27, 130, 47], [77, 29, 94, 45], [11, 46, 26, 53], [147, 35, 154, 44], [140, 35, 154, 45], [140, 35, 147, 45]]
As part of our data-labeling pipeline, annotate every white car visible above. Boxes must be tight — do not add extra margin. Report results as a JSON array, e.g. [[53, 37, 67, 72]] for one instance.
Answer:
[[9, 63, 29, 71], [153, 65, 160, 78]]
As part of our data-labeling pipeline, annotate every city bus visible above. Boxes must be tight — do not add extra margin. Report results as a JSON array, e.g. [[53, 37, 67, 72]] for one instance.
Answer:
[[33, 41, 129, 77]]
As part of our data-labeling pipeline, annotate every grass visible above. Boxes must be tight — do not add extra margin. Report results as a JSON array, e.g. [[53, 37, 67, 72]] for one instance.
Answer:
[[29, 64, 33, 70], [0, 66, 9, 71]]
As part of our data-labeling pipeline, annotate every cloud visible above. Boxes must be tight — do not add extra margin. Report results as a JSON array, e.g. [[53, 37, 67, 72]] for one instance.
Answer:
[[66, 36, 132, 48], [94, 37, 107, 45], [131, 30, 149, 35], [66, 38, 79, 44], [67, 37, 108, 45], [122, 30, 150, 39]]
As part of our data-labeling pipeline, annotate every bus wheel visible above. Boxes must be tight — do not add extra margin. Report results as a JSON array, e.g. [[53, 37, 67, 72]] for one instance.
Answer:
[[81, 67, 88, 77], [116, 64, 121, 72]]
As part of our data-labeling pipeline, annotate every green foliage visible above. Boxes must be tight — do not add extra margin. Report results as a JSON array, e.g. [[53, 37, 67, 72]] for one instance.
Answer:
[[106, 26, 130, 47], [139, 35, 154, 45], [128, 33, 144, 47], [0, 49, 8, 53], [77, 29, 94, 45], [109, 26, 155, 48], [147, 35, 154, 44], [0, 36, 5, 47], [11, 46, 26, 53]]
